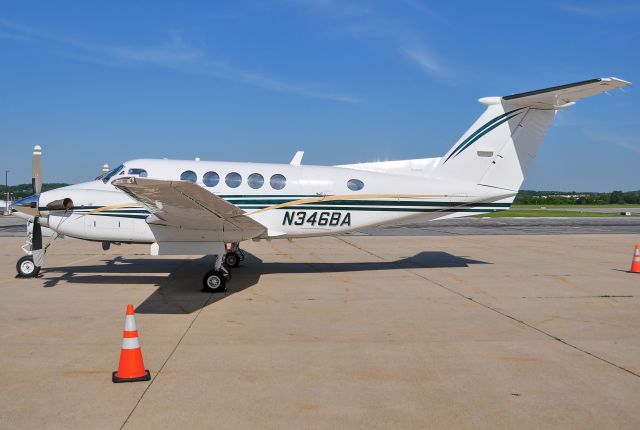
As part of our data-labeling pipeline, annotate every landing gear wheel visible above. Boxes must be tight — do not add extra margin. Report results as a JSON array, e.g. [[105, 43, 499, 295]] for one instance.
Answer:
[[16, 256, 40, 278], [202, 269, 227, 292], [225, 252, 240, 268]]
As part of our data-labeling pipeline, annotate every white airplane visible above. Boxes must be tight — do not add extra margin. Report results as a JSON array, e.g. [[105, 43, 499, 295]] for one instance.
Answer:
[[12, 77, 630, 291]]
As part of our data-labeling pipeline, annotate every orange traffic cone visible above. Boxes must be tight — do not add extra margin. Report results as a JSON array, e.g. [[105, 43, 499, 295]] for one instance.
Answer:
[[112, 304, 151, 383], [631, 245, 640, 274]]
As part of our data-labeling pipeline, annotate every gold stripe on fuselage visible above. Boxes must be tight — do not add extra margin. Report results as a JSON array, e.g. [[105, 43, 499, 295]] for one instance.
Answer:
[[246, 194, 465, 215], [82, 193, 469, 218], [85, 202, 142, 216]]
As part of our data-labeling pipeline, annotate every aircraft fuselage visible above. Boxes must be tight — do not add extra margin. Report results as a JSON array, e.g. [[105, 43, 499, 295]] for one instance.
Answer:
[[36, 158, 512, 244]]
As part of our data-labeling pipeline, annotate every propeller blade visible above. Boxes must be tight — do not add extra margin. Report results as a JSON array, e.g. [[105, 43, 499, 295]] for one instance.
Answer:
[[32, 216, 44, 268], [32, 145, 42, 195]]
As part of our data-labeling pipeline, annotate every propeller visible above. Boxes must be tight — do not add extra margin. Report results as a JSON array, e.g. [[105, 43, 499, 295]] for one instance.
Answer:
[[12, 145, 43, 217], [32, 145, 42, 195], [13, 145, 55, 272], [30, 145, 44, 269]]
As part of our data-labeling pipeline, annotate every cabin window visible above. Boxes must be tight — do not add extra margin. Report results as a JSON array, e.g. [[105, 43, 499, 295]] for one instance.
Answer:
[[248, 173, 264, 189], [270, 174, 286, 190], [225, 172, 242, 188], [347, 179, 364, 191], [180, 170, 197, 183], [127, 168, 148, 177], [203, 171, 220, 187]]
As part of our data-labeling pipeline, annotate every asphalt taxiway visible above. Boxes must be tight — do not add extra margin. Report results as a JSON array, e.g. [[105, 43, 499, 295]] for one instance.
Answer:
[[0, 231, 639, 429], [2, 215, 640, 238]]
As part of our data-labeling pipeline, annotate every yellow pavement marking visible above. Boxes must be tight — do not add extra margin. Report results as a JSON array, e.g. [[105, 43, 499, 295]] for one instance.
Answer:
[[0, 244, 148, 284]]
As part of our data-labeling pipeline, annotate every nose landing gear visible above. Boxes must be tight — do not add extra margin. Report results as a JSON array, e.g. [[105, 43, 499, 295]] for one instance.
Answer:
[[15, 216, 59, 278], [16, 255, 40, 278]]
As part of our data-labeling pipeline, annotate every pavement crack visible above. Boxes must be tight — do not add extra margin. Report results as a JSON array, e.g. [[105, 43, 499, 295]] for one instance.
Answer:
[[523, 295, 633, 299], [337, 237, 640, 380], [120, 292, 215, 429]]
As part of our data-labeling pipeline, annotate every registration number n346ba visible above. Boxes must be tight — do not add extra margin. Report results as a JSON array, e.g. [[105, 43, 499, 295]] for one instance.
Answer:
[[282, 211, 351, 227]]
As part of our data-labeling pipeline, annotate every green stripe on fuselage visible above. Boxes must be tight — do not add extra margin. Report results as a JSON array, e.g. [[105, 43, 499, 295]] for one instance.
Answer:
[[444, 107, 525, 163], [225, 199, 511, 207], [238, 205, 504, 213]]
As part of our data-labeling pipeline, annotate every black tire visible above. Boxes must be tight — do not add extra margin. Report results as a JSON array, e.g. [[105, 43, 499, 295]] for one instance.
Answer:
[[16, 255, 40, 278], [225, 252, 240, 268], [202, 269, 227, 292]]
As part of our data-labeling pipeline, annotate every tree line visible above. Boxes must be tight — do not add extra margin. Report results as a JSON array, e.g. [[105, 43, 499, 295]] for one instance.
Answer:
[[1, 183, 639, 205], [514, 190, 640, 205], [0, 183, 69, 199]]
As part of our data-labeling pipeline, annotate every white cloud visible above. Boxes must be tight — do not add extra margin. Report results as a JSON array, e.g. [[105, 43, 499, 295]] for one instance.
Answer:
[[291, 0, 449, 79], [0, 19, 359, 103], [554, 2, 640, 17], [403, 47, 444, 76], [585, 130, 640, 155]]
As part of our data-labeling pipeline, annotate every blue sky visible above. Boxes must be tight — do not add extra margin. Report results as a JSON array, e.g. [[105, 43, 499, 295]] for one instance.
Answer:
[[1, 0, 638, 191]]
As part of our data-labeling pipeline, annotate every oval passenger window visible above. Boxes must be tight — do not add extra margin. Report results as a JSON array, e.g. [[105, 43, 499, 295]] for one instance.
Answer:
[[347, 179, 364, 191], [203, 171, 219, 187], [270, 174, 286, 190], [180, 170, 197, 183], [225, 172, 242, 188], [248, 173, 264, 189]]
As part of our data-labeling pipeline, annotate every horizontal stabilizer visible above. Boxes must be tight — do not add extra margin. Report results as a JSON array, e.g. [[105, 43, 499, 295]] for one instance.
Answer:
[[494, 77, 630, 109]]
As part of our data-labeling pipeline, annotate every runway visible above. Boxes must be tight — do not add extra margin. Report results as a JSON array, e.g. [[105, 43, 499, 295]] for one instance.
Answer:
[[361, 216, 640, 236], [0, 233, 639, 429], [2, 215, 639, 237]]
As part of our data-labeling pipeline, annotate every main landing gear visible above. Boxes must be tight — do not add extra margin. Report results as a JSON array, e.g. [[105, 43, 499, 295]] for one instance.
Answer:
[[201, 243, 243, 293], [224, 242, 244, 268], [202, 254, 231, 293]]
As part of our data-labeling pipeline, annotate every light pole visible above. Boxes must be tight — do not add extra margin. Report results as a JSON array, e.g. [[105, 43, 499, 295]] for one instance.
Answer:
[[3, 170, 9, 216]]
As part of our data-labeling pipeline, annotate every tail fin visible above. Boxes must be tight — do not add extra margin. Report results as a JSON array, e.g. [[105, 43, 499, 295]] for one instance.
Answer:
[[435, 77, 630, 191]]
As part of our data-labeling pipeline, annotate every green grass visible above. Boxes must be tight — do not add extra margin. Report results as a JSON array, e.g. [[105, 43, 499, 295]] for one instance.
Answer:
[[512, 204, 640, 209], [481, 209, 638, 218]]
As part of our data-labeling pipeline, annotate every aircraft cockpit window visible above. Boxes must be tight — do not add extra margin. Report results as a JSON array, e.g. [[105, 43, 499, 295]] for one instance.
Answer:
[[248, 173, 264, 189], [102, 164, 124, 183], [270, 174, 286, 190], [203, 171, 220, 187], [347, 179, 364, 191], [225, 172, 242, 188], [180, 170, 197, 183], [127, 168, 148, 177]]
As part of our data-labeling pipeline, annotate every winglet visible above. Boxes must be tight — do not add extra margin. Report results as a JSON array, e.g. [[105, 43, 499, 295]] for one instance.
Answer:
[[290, 151, 304, 166]]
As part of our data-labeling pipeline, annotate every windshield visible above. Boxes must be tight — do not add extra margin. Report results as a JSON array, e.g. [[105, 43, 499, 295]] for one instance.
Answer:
[[102, 164, 124, 183]]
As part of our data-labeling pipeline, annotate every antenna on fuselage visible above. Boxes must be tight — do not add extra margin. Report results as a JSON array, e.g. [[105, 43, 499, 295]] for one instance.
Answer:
[[290, 151, 304, 166], [101, 164, 110, 175]]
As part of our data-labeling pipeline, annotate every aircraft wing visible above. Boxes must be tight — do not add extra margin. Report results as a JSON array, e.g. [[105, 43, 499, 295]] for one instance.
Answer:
[[501, 77, 630, 109], [112, 177, 266, 236]]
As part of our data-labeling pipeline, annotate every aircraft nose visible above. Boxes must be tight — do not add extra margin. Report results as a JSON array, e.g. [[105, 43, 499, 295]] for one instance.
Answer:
[[12, 194, 39, 216]]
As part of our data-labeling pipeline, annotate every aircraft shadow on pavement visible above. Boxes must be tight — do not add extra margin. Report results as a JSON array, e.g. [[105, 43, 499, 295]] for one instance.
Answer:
[[41, 251, 489, 314]]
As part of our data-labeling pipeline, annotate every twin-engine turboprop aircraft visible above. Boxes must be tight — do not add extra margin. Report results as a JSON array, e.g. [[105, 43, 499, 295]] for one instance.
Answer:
[[12, 77, 630, 291]]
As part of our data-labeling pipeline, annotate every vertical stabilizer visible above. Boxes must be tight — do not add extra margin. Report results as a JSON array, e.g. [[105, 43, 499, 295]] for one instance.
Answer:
[[434, 77, 630, 192]]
